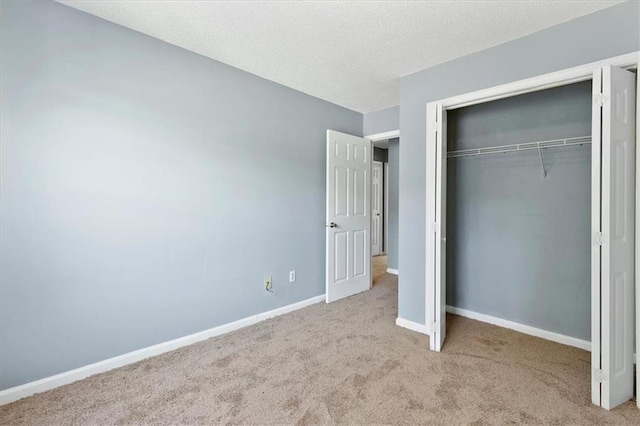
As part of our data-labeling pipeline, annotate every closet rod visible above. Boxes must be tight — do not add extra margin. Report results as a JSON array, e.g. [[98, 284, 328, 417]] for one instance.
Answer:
[[447, 135, 591, 159]]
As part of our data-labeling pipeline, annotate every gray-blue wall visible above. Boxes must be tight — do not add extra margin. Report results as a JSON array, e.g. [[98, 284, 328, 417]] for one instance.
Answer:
[[0, 1, 362, 390], [447, 82, 592, 340], [398, 0, 640, 325], [387, 139, 399, 271], [363, 106, 400, 136]]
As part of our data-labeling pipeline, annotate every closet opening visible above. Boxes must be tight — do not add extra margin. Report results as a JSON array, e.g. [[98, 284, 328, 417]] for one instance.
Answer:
[[425, 57, 639, 411], [445, 80, 593, 349]]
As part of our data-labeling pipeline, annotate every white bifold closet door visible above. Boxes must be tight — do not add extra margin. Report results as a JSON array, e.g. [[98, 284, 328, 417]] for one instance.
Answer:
[[592, 65, 636, 410], [326, 130, 372, 303], [426, 103, 447, 352]]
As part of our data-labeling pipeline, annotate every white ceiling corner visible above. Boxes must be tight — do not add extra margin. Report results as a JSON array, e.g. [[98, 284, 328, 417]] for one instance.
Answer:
[[57, 0, 625, 113]]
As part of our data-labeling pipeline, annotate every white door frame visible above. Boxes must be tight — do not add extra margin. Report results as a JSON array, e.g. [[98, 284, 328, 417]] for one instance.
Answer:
[[425, 51, 639, 406], [384, 162, 389, 255], [365, 130, 399, 260], [365, 130, 400, 142], [636, 67, 640, 411]]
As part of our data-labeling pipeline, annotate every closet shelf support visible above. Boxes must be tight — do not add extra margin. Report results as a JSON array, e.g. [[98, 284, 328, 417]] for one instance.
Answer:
[[538, 145, 547, 179]]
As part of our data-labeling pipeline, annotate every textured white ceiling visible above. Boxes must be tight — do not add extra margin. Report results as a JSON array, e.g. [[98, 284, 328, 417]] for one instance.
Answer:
[[58, 0, 624, 113]]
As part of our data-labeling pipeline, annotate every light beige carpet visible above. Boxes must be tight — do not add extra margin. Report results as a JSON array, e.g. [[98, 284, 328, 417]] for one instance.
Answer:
[[2, 271, 639, 424], [372, 254, 388, 283]]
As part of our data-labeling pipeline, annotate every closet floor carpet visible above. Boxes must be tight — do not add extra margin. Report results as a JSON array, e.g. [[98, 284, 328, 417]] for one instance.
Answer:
[[2, 271, 639, 424]]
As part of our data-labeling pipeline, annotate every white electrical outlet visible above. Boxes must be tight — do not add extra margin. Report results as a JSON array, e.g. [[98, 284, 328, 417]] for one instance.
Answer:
[[289, 270, 296, 282]]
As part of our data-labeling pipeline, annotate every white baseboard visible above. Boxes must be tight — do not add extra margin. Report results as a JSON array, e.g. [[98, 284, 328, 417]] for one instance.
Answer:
[[446, 305, 591, 352], [395, 317, 430, 335], [0, 294, 326, 406], [386, 268, 399, 275]]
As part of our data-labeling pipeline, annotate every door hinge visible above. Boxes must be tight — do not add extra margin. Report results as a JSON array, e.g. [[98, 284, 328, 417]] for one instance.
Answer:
[[594, 93, 606, 107], [431, 222, 438, 233], [593, 368, 606, 383], [593, 231, 603, 246], [431, 322, 439, 334]]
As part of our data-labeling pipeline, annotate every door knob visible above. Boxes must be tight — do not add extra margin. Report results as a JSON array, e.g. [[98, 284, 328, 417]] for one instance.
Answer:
[[326, 222, 338, 228]]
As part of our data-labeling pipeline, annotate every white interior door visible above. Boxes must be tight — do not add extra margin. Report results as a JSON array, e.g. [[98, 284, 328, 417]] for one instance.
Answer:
[[326, 130, 372, 303], [372, 161, 383, 256], [594, 65, 636, 410], [426, 103, 447, 351]]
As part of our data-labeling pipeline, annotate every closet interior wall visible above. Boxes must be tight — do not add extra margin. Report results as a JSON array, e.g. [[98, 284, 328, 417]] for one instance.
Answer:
[[446, 81, 593, 341]]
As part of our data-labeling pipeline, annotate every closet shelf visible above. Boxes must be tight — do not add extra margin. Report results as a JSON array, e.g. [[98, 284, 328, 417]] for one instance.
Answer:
[[447, 136, 592, 159]]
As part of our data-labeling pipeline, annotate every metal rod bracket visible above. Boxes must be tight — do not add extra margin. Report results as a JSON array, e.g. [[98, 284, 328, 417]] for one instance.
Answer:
[[538, 144, 547, 179]]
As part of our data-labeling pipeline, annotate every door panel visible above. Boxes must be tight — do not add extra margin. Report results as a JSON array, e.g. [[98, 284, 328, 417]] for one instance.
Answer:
[[334, 231, 348, 282], [354, 169, 367, 216], [434, 103, 447, 351], [426, 102, 447, 352], [326, 130, 372, 303], [354, 230, 366, 276], [372, 161, 383, 256], [334, 168, 348, 216], [599, 65, 636, 410]]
